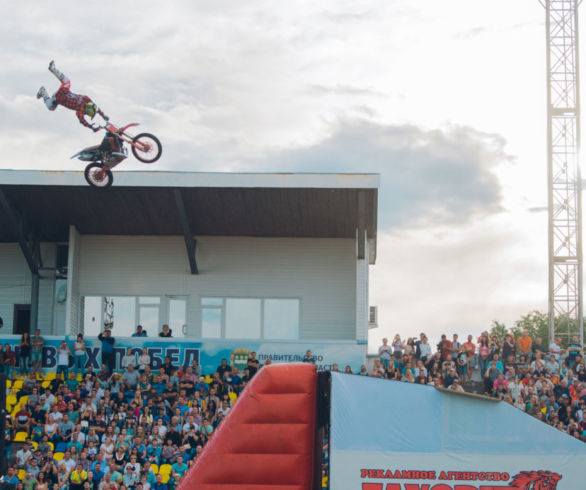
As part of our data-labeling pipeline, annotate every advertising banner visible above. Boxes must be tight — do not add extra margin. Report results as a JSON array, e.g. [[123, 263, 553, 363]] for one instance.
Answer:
[[329, 373, 586, 490], [0, 335, 365, 375]]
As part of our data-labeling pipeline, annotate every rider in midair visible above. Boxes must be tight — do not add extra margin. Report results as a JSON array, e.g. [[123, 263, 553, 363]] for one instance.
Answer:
[[36, 61, 109, 131]]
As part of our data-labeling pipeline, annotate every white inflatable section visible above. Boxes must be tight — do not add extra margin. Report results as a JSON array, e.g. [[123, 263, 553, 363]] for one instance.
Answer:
[[330, 373, 586, 489]]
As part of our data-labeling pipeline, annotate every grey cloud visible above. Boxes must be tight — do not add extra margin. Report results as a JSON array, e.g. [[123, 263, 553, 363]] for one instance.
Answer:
[[242, 120, 508, 228], [307, 84, 386, 98]]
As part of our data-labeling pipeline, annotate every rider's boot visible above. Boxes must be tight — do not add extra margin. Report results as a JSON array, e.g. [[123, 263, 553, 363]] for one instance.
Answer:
[[48, 60, 68, 83], [36, 86, 48, 100]]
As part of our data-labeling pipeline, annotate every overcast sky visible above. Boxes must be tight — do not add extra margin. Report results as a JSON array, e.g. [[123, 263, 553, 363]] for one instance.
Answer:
[[0, 1, 566, 348]]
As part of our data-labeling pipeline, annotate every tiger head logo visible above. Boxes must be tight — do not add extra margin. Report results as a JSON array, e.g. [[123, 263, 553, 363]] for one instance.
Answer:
[[509, 471, 562, 490]]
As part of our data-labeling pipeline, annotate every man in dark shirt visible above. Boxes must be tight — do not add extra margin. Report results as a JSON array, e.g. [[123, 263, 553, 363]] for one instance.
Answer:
[[247, 352, 259, 376], [216, 358, 232, 378]]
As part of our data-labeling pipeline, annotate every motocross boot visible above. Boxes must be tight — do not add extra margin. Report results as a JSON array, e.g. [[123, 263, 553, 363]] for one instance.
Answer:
[[36, 86, 48, 100], [48, 60, 68, 83]]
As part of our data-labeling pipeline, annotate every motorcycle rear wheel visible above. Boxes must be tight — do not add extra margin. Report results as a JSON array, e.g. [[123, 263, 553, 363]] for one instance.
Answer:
[[84, 163, 113, 188], [132, 132, 162, 163]]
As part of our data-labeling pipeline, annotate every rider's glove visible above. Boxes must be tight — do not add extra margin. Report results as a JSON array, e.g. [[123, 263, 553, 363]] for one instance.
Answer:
[[92, 125, 99, 133], [103, 114, 110, 122]]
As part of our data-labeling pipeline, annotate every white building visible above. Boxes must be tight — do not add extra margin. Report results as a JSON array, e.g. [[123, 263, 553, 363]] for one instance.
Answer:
[[0, 170, 378, 370]]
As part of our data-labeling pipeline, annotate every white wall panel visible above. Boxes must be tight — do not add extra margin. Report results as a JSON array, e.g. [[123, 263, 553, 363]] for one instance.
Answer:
[[0, 243, 56, 335], [77, 236, 357, 340]]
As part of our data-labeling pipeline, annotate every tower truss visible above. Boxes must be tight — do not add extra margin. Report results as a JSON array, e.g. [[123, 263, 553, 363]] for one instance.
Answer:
[[540, 0, 584, 345]]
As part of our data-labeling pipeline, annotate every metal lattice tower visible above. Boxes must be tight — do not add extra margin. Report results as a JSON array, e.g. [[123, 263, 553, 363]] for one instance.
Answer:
[[540, 0, 584, 346]]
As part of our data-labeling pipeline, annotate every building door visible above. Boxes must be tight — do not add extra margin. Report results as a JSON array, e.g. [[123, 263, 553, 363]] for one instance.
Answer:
[[13, 304, 31, 335]]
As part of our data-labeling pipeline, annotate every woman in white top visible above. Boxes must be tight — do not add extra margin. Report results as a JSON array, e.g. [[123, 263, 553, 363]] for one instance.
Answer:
[[419, 336, 432, 362], [378, 338, 393, 369], [138, 348, 151, 374], [73, 334, 86, 377]]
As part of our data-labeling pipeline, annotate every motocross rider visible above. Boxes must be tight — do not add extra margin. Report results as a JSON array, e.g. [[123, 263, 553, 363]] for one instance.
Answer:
[[37, 61, 109, 132]]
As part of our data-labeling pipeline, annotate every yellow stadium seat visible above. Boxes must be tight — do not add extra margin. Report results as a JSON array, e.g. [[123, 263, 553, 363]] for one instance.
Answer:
[[42, 381, 51, 389], [19, 395, 28, 406], [53, 452, 64, 462], [6, 394, 17, 410], [45, 372, 56, 381], [159, 464, 172, 476], [77, 374, 82, 381], [14, 432, 28, 442], [30, 441, 38, 451], [204, 376, 212, 384], [12, 380, 23, 391], [6, 380, 12, 389], [150, 464, 158, 474], [161, 473, 170, 484], [48, 441, 54, 452], [228, 392, 237, 402], [17, 469, 25, 482]]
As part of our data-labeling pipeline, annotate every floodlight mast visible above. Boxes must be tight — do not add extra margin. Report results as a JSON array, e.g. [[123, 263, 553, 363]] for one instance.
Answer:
[[541, 0, 584, 346]]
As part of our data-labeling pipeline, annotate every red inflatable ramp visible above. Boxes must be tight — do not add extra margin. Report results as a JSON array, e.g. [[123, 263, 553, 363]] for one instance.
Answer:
[[178, 363, 317, 490]]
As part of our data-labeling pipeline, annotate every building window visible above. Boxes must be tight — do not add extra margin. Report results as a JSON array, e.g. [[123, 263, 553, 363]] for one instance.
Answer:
[[264, 299, 299, 340], [200, 297, 299, 340]]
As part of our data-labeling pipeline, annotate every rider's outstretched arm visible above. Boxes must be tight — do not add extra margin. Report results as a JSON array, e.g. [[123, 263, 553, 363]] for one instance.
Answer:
[[76, 110, 98, 132]]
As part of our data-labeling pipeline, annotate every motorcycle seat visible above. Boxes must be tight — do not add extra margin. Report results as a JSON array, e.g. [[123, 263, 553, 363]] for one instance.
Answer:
[[82, 145, 101, 152]]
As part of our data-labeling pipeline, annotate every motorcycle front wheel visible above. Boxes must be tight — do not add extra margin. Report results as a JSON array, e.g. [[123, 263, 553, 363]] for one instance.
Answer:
[[132, 133, 162, 163], [84, 163, 113, 188]]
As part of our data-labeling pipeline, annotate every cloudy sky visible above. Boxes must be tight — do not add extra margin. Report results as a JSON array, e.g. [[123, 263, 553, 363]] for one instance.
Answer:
[[0, 1, 566, 347]]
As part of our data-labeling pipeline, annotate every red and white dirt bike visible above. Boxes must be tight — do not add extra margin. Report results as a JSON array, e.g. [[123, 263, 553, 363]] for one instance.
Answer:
[[71, 122, 162, 188]]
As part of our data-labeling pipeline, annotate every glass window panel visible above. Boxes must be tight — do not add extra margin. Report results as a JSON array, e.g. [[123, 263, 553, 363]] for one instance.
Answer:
[[264, 299, 300, 340], [105, 297, 136, 336], [169, 299, 187, 338], [225, 298, 261, 339], [202, 297, 223, 306], [139, 297, 160, 304], [202, 308, 222, 338], [83, 297, 102, 336], [139, 306, 159, 337]]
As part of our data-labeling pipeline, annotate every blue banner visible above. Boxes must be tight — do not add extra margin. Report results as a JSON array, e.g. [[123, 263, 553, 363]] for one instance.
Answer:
[[0, 336, 366, 374]]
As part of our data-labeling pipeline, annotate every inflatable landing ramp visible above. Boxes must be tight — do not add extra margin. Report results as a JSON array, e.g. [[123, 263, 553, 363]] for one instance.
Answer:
[[178, 365, 586, 490]]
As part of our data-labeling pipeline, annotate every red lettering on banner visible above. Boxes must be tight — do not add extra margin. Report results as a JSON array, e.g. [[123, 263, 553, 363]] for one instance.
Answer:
[[438, 472, 448, 480], [454, 486, 478, 490], [362, 484, 382, 490], [430, 485, 453, 490]]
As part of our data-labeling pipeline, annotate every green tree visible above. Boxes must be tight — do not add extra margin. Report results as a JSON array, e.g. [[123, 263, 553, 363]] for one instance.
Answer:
[[489, 320, 508, 340], [511, 310, 549, 342]]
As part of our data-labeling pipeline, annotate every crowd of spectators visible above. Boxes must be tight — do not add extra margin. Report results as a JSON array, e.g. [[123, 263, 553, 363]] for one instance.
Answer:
[[0, 323, 583, 490], [371, 331, 586, 442], [0, 325, 261, 490]]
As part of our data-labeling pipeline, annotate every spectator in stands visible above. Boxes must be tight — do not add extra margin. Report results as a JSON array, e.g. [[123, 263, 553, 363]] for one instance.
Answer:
[[532, 337, 547, 360], [97, 330, 115, 374], [56, 342, 71, 381], [159, 324, 172, 338], [247, 352, 259, 376], [122, 365, 139, 393], [132, 324, 148, 337], [138, 348, 151, 374], [378, 338, 392, 369], [566, 335, 582, 370], [73, 334, 86, 377], [302, 350, 315, 365], [549, 337, 562, 361], [18, 332, 31, 376], [517, 330, 532, 360], [216, 359, 231, 379], [121, 349, 137, 370], [31, 329, 45, 378], [392, 335, 404, 359]]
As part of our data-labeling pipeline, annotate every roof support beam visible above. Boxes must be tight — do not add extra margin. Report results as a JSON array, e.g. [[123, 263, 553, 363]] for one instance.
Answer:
[[357, 190, 366, 260], [173, 189, 198, 274]]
